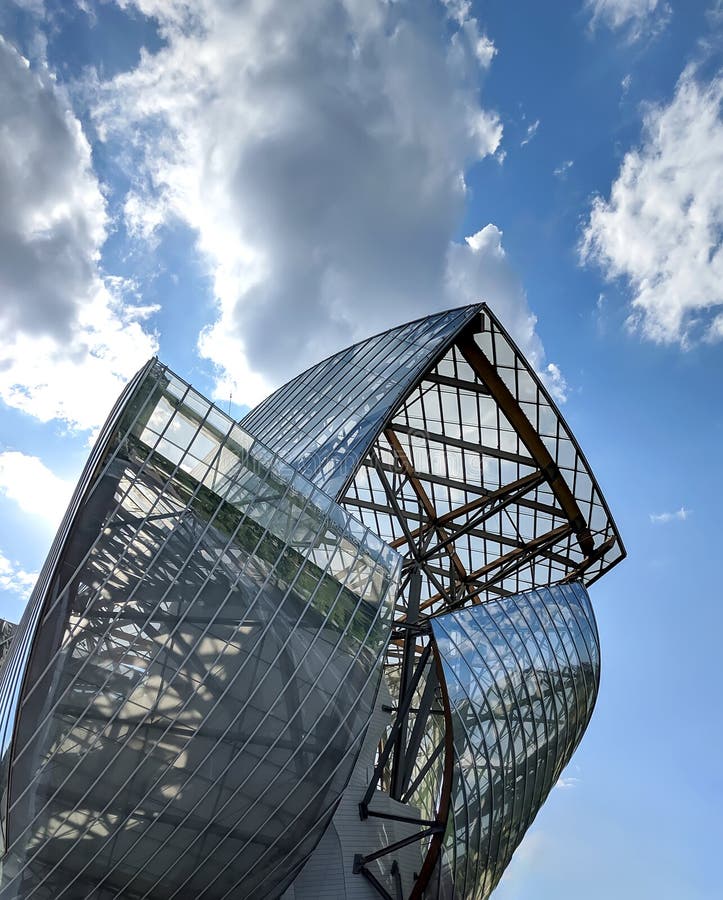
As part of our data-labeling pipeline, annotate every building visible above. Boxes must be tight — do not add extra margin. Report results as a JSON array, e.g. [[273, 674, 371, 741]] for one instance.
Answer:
[[0, 304, 624, 899]]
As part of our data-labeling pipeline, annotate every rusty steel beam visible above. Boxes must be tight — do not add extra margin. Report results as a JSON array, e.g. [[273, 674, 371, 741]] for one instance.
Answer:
[[461, 524, 575, 604], [418, 472, 549, 562], [456, 334, 594, 556], [422, 370, 491, 396], [388, 470, 545, 549], [408, 639, 455, 900], [465, 522, 573, 583], [363, 458, 563, 519], [389, 421, 536, 467], [561, 535, 616, 582], [418, 522, 573, 612], [437, 470, 545, 527], [384, 428, 469, 588]]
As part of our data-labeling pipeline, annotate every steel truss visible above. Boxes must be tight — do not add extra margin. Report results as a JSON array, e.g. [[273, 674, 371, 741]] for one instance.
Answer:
[[342, 311, 623, 660], [348, 308, 624, 897], [354, 625, 453, 900]]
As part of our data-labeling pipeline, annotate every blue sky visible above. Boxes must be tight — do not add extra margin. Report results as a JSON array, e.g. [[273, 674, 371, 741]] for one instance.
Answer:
[[0, 0, 721, 896]]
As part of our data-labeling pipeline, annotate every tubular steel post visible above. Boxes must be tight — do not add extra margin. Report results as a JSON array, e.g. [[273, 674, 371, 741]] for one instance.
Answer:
[[408, 639, 454, 900], [359, 642, 432, 818], [390, 568, 421, 801], [355, 635, 454, 900]]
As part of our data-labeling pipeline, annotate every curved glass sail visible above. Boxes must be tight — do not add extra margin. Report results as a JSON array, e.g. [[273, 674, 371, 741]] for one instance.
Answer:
[[241, 305, 481, 498], [431, 581, 600, 900], [0, 361, 400, 900], [244, 304, 624, 604]]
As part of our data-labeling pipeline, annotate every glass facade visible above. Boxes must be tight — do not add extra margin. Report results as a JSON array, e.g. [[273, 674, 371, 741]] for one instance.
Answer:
[[0, 362, 400, 900], [0, 304, 624, 900], [241, 306, 480, 498], [243, 304, 624, 598], [431, 582, 600, 900]]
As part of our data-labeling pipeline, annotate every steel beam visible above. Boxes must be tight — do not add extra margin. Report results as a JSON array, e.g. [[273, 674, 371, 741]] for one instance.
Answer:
[[456, 334, 594, 555]]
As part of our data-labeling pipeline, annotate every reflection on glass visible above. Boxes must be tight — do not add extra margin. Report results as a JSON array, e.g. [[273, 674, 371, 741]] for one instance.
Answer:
[[241, 306, 477, 497], [431, 582, 600, 900], [0, 362, 400, 900]]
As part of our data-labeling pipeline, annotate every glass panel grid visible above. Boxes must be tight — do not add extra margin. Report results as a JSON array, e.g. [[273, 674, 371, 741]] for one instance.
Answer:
[[432, 581, 600, 900], [0, 361, 400, 899]]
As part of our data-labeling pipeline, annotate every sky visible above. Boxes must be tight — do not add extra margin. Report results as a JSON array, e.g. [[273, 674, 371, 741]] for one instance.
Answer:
[[0, 0, 721, 896]]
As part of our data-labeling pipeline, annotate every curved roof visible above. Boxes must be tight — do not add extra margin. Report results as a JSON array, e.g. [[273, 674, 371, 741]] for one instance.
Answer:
[[241, 305, 481, 499], [243, 304, 625, 624]]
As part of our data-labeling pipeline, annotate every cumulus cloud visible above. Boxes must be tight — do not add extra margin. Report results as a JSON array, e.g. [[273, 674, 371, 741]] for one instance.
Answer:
[[649, 506, 691, 525], [543, 363, 569, 402], [7, 0, 45, 13], [444, 0, 498, 68], [581, 68, 723, 346], [447, 226, 540, 350], [0, 451, 74, 528], [447, 226, 568, 401], [585, 0, 671, 41], [90, 0, 565, 408], [0, 36, 158, 432]]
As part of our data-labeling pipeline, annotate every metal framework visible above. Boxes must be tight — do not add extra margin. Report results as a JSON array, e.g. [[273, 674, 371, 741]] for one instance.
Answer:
[[342, 307, 623, 650], [333, 306, 624, 899], [0, 623, 14, 677], [354, 631, 454, 900]]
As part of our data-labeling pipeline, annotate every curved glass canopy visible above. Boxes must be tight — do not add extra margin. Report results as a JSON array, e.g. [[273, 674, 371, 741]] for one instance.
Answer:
[[0, 362, 399, 899], [241, 305, 480, 499], [244, 303, 624, 647], [432, 581, 600, 899]]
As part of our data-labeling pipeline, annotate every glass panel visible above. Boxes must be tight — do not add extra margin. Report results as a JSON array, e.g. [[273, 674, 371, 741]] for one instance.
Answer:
[[432, 582, 600, 900], [241, 307, 478, 494]]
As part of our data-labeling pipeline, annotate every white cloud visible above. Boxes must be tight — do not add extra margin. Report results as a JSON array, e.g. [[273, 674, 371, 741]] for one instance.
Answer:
[[709, 1, 723, 27], [0, 451, 73, 528], [446, 1, 498, 69], [0, 551, 37, 605], [0, 36, 158, 432], [554, 159, 574, 178], [649, 506, 691, 524], [470, 31, 497, 69], [446, 225, 568, 402], [543, 363, 569, 403], [554, 763, 582, 791], [555, 774, 581, 789], [447, 225, 542, 353], [86, 0, 577, 412], [585, 0, 671, 41], [581, 68, 723, 346], [521, 119, 540, 147]]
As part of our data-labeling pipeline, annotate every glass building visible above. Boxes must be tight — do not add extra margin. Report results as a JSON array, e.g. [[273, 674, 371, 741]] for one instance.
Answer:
[[0, 304, 624, 899]]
